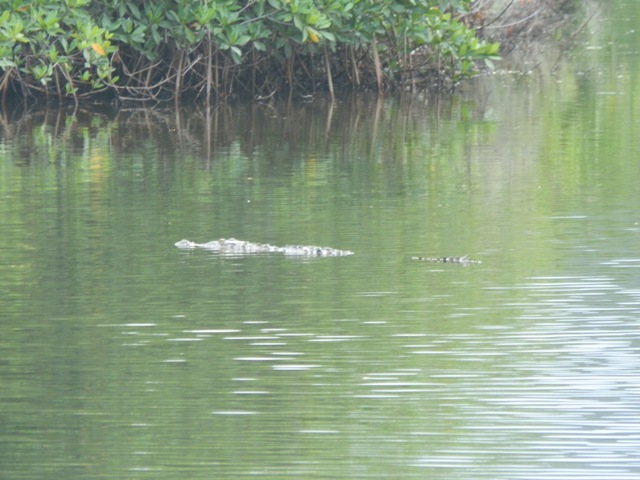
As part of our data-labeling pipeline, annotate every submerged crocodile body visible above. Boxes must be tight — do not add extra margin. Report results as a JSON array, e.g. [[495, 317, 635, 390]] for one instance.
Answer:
[[175, 238, 479, 263], [175, 238, 354, 257], [411, 255, 481, 266]]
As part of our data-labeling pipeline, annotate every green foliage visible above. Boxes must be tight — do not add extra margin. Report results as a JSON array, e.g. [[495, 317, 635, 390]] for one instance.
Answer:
[[0, 0, 499, 101], [0, 0, 117, 99], [326, 0, 500, 87]]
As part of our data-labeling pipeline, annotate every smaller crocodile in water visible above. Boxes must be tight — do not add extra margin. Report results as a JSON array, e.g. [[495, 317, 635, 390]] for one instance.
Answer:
[[411, 255, 481, 266], [175, 238, 354, 257]]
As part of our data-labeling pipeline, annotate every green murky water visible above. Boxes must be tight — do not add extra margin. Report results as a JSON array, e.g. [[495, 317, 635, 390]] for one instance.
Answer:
[[2, 3, 640, 479]]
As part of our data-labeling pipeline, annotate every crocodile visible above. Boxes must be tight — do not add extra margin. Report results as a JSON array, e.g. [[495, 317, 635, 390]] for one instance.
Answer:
[[175, 238, 354, 257], [175, 238, 479, 263], [411, 255, 481, 266]]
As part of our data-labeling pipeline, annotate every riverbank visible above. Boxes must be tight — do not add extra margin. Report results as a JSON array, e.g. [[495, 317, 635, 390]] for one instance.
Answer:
[[0, 0, 600, 106], [0, 0, 598, 109], [0, 0, 499, 104]]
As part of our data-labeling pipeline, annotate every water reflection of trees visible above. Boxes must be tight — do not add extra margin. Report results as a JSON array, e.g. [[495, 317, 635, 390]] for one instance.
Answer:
[[1, 93, 464, 170]]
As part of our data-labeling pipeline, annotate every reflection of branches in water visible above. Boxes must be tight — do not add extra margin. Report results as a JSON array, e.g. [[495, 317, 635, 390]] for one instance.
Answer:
[[0, 107, 100, 165], [1, 92, 469, 172], [106, 94, 448, 168]]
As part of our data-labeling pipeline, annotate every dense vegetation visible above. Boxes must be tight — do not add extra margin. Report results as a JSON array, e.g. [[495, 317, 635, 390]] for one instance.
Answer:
[[0, 0, 499, 103]]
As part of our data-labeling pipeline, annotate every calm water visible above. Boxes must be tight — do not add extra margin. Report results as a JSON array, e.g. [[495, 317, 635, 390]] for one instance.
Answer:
[[2, 3, 640, 479]]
